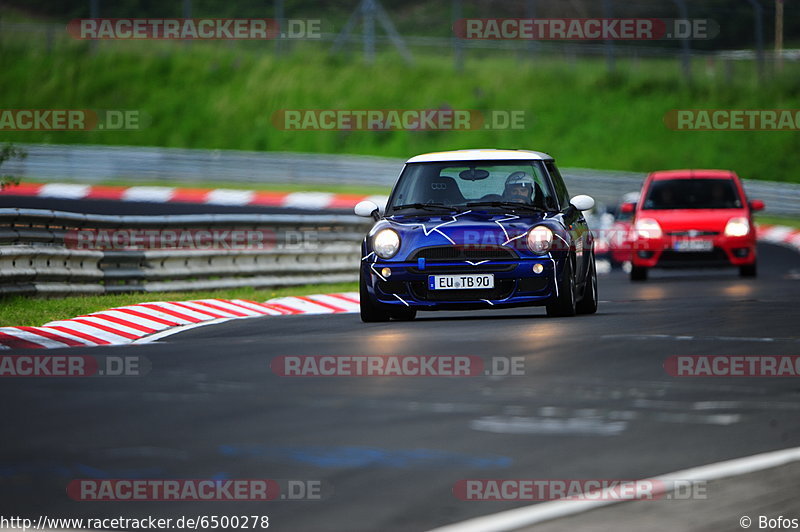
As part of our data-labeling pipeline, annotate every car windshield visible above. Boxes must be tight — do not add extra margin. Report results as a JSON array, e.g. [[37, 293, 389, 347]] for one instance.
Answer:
[[642, 178, 743, 210], [386, 160, 557, 214], [616, 207, 635, 222]]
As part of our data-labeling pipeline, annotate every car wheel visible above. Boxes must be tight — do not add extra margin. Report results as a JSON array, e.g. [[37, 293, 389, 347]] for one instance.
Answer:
[[359, 270, 391, 323], [547, 259, 577, 317], [630, 266, 648, 281], [739, 262, 757, 278], [576, 258, 598, 315]]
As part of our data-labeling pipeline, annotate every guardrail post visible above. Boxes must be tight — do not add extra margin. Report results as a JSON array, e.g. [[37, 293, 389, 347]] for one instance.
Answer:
[[183, 0, 192, 46], [363, 0, 375, 64], [89, 0, 99, 53], [275, 0, 285, 56], [745, 0, 765, 80], [452, 0, 464, 72], [671, 0, 692, 83], [526, 0, 538, 58], [775, 0, 783, 71], [602, 0, 615, 73]]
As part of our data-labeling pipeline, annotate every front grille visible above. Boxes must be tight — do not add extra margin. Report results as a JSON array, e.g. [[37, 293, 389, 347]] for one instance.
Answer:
[[409, 245, 518, 262], [659, 248, 729, 265], [410, 279, 516, 301], [666, 230, 719, 237], [406, 263, 516, 274]]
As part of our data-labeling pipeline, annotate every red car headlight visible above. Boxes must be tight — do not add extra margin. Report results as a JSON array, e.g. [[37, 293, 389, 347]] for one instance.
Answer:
[[724, 217, 750, 237], [633, 218, 663, 239]]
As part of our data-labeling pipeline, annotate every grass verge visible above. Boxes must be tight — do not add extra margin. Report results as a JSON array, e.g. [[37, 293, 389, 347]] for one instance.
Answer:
[[756, 215, 800, 230]]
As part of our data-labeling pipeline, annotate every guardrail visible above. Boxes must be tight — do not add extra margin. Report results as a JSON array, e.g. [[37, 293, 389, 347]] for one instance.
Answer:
[[10, 21, 795, 60], [6, 144, 800, 216], [0, 209, 372, 296], [2, 144, 405, 187]]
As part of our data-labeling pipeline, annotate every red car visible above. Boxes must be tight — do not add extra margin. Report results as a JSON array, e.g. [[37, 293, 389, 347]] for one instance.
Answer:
[[630, 170, 764, 281]]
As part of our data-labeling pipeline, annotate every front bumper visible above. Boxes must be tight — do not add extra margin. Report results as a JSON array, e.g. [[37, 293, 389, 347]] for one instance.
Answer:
[[631, 234, 756, 269], [362, 257, 561, 310]]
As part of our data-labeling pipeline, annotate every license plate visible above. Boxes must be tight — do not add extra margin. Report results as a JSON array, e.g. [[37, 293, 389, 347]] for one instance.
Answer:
[[428, 274, 494, 290], [673, 240, 713, 252]]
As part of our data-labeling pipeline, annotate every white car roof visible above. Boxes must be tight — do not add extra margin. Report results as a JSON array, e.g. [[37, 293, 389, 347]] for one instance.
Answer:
[[406, 149, 553, 163]]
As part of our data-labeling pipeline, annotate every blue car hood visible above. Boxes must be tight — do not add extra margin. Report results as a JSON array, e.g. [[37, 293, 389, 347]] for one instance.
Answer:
[[377, 211, 558, 260]]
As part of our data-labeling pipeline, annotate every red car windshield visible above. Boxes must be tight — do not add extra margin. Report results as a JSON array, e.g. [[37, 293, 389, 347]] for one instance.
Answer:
[[642, 178, 743, 210]]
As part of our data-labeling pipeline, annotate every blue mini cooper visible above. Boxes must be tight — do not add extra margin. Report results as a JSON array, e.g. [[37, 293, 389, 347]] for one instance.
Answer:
[[354, 149, 598, 322]]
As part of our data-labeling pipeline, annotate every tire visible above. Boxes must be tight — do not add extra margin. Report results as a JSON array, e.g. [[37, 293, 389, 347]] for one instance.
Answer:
[[739, 262, 757, 278], [359, 270, 391, 323], [547, 259, 577, 317], [576, 258, 598, 315], [630, 265, 648, 281]]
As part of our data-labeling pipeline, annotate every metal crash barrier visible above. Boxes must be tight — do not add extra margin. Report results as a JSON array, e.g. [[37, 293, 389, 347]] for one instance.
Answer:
[[0, 209, 372, 295]]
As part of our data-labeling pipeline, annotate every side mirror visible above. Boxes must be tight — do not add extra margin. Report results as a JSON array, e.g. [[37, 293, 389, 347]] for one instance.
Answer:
[[620, 202, 635, 214], [569, 194, 595, 212], [749, 199, 765, 212], [355, 200, 380, 220]]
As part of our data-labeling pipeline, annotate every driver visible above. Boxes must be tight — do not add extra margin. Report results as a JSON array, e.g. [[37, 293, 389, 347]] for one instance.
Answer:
[[503, 171, 535, 203]]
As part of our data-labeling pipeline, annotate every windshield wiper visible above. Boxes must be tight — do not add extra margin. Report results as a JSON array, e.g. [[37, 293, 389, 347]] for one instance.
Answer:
[[465, 201, 547, 212], [392, 203, 460, 212]]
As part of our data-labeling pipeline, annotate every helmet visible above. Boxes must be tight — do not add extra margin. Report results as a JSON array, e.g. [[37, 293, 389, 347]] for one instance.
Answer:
[[504, 172, 535, 202], [505, 171, 535, 188]]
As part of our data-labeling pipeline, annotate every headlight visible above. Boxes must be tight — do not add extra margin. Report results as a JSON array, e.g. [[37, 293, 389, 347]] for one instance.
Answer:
[[527, 225, 554, 253], [724, 217, 750, 237], [373, 229, 401, 259], [633, 218, 662, 239]]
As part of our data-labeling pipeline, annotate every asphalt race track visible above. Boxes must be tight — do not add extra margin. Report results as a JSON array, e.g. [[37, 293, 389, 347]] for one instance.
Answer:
[[1, 243, 799, 531]]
